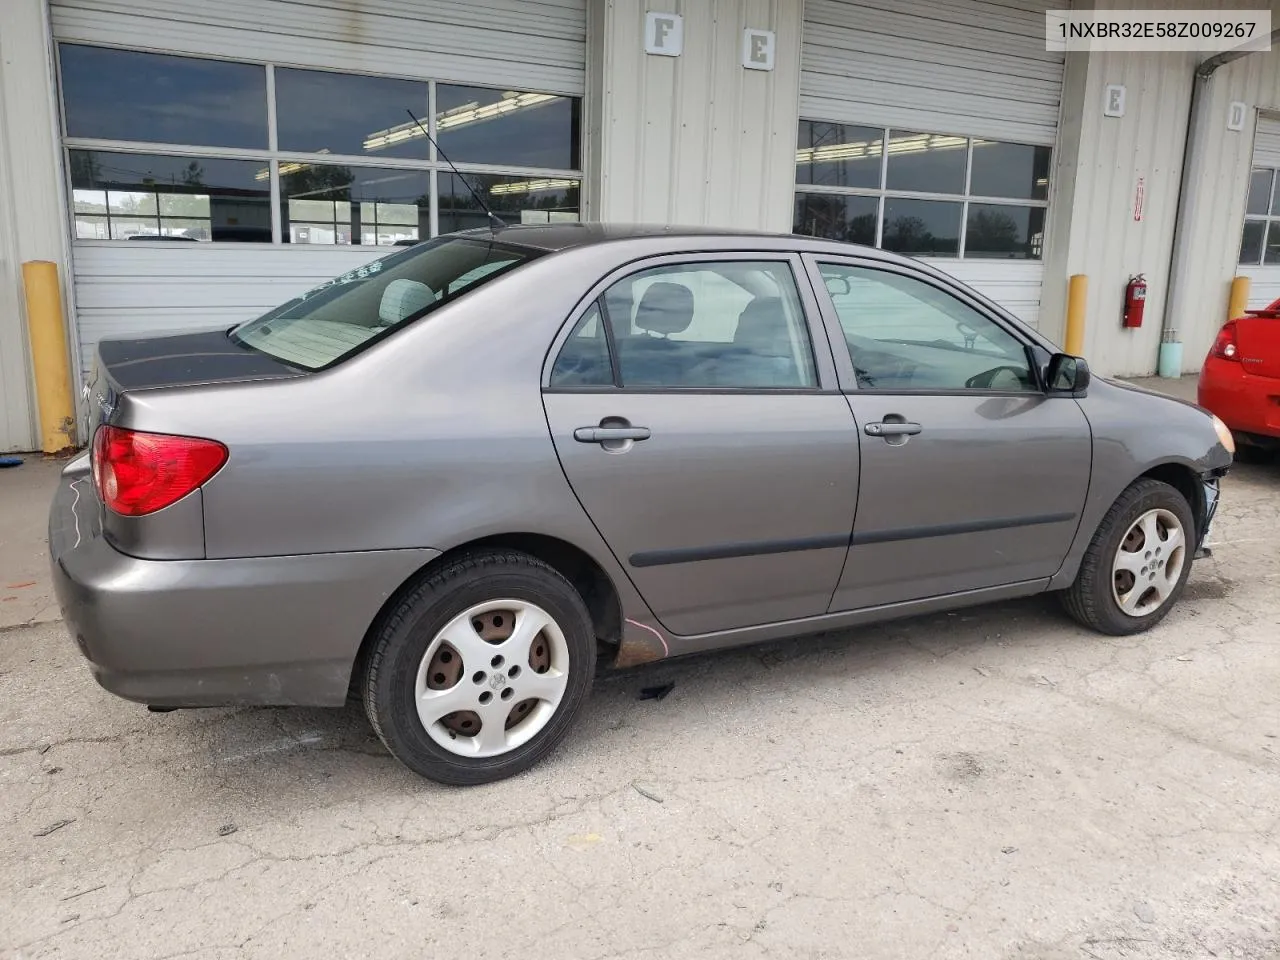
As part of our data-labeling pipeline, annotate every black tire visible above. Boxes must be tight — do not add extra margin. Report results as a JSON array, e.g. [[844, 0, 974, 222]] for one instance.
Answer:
[[363, 549, 596, 785], [1060, 478, 1196, 636]]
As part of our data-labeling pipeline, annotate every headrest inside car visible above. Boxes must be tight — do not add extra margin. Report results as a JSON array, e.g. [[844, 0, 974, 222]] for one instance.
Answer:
[[379, 278, 436, 326]]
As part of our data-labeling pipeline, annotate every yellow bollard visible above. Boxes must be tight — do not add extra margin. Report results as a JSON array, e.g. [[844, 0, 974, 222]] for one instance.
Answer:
[[21, 261, 76, 454], [1227, 274, 1251, 322], [1065, 274, 1087, 356]]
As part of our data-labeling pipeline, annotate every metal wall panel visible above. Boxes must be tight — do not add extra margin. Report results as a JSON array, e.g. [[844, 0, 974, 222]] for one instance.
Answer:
[[68, 245, 383, 374], [799, 0, 1067, 145], [592, 0, 805, 232], [51, 0, 587, 94]]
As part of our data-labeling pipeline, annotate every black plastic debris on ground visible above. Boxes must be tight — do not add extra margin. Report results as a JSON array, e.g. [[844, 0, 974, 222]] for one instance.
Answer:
[[638, 683, 674, 701]]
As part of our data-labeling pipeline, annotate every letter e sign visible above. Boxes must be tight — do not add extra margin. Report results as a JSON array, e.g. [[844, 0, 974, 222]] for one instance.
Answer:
[[743, 29, 776, 71], [645, 12, 683, 57]]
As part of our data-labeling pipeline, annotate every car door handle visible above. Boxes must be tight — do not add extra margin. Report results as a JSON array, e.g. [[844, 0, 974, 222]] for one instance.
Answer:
[[574, 426, 652, 443], [864, 420, 922, 438]]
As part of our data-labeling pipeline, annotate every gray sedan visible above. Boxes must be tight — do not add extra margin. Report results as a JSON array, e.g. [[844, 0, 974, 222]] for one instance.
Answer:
[[49, 225, 1234, 784]]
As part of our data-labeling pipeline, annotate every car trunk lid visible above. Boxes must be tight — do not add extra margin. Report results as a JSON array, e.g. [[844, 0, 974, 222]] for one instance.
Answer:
[[85, 328, 304, 437], [1235, 298, 1280, 379]]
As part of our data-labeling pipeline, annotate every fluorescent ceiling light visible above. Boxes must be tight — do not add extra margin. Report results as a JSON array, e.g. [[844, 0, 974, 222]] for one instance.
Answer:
[[363, 93, 558, 152], [256, 149, 330, 181], [487, 177, 577, 196], [796, 134, 968, 166]]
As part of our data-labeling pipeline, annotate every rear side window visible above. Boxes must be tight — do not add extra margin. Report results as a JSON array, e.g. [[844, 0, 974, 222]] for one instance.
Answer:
[[231, 237, 539, 370], [550, 260, 817, 390]]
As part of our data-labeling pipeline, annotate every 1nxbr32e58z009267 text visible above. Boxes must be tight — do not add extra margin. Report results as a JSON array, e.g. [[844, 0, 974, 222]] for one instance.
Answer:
[[1046, 10, 1272, 52]]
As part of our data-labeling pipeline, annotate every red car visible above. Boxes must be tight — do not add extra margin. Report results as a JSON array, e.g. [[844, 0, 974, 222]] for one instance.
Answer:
[[1200, 296, 1280, 459]]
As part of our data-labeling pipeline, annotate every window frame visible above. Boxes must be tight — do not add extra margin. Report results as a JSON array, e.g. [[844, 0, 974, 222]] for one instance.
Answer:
[[1239, 166, 1280, 265], [802, 254, 1046, 396], [793, 121, 1051, 260], [55, 43, 584, 248], [541, 252, 840, 395]]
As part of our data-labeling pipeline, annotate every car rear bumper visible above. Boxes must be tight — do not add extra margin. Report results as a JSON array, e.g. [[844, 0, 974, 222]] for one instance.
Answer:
[[1199, 358, 1280, 439], [49, 457, 439, 708]]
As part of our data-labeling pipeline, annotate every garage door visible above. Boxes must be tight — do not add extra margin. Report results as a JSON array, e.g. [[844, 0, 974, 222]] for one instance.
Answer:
[[50, 0, 587, 371], [1238, 115, 1280, 309], [795, 0, 1066, 327]]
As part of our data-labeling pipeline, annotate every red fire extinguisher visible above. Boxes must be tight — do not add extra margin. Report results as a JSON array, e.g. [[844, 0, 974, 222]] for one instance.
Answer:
[[1123, 274, 1147, 328]]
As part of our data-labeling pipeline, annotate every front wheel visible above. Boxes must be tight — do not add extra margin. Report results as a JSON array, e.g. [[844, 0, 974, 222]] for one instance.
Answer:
[[363, 550, 596, 785], [1061, 478, 1196, 635]]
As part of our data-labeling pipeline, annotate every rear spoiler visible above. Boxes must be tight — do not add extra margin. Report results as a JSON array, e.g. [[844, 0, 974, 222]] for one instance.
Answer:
[[1243, 296, 1280, 319]]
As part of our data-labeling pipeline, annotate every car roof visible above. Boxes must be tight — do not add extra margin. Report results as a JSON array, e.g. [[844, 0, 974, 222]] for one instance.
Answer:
[[452, 222, 892, 257]]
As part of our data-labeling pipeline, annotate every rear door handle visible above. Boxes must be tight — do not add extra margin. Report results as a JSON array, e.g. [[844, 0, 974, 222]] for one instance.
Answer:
[[864, 421, 922, 438], [574, 426, 652, 443]]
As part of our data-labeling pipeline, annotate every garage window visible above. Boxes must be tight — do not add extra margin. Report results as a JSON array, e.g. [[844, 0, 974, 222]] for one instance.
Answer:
[[56, 44, 582, 245], [1239, 167, 1280, 264], [794, 121, 1050, 260]]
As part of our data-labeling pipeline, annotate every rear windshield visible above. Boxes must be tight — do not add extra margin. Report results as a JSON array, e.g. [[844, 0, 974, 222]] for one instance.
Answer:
[[230, 237, 539, 370]]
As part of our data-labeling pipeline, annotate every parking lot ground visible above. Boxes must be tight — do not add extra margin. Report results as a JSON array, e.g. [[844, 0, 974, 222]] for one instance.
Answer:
[[3, 458, 1279, 960]]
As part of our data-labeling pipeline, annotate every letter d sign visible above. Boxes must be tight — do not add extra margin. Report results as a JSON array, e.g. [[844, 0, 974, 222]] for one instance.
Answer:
[[645, 12, 683, 56]]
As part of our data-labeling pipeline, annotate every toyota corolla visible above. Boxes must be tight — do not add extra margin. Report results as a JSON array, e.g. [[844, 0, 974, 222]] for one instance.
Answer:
[[50, 224, 1233, 784]]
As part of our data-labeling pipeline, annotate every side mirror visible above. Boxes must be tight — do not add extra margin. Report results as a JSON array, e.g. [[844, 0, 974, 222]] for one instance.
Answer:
[[1046, 353, 1091, 396]]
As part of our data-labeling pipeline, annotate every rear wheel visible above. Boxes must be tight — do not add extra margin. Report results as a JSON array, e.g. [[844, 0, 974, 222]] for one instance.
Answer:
[[363, 550, 595, 785], [1061, 479, 1195, 635]]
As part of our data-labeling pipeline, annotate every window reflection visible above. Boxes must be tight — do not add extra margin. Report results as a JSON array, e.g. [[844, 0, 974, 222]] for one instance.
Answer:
[[965, 204, 1046, 259], [438, 173, 580, 233], [435, 85, 581, 169], [885, 130, 968, 195], [275, 68, 430, 159], [969, 141, 1051, 200], [882, 198, 961, 255], [793, 193, 877, 245], [280, 165, 429, 245], [59, 44, 267, 149], [1240, 220, 1266, 264], [69, 150, 270, 241], [1247, 168, 1273, 215], [795, 122, 882, 189]]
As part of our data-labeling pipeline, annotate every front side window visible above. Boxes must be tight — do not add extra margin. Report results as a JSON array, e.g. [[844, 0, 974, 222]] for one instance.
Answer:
[[818, 263, 1035, 392], [548, 261, 817, 390], [794, 121, 1051, 260], [1240, 167, 1280, 264], [57, 46, 582, 245], [230, 237, 538, 369]]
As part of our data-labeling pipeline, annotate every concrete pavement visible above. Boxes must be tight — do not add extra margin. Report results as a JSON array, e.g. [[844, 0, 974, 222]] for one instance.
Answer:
[[0, 455, 65, 631], [3, 464, 1280, 958]]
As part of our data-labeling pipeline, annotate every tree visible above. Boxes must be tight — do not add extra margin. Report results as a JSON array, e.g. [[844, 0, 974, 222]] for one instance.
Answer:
[[966, 209, 1022, 256]]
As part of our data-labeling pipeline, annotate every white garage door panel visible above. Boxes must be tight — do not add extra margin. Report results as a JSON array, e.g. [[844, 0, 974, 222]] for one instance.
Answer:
[[801, 0, 1066, 145], [71, 245, 382, 372], [52, 0, 587, 94], [1239, 264, 1280, 311], [1254, 117, 1280, 168], [921, 260, 1044, 329]]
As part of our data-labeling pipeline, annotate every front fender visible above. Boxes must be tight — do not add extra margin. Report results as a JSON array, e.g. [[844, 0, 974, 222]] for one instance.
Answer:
[[1047, 377, 1231, 590]]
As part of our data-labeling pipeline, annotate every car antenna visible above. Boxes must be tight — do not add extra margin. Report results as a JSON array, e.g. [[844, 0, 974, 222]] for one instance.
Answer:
[[405, 108, 506, 232]]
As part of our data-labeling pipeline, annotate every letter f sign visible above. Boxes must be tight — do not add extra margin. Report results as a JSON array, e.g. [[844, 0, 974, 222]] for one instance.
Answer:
[[645, 12, 684, 56]]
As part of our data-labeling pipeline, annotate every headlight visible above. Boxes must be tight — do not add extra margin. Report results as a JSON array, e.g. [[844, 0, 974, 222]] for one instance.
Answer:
[[1211, 415, 1235, 455]]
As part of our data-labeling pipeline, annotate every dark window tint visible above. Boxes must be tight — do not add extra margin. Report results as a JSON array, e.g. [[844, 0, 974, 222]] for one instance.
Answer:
[[438, 173, 580, 233], [602, 262, 816, 389], [69, 150, 270, 242], [885, 130, 968, 194], [550, 303, 614, 387], [232, 237, 538, 369], [969, 141, 1051, 200], [795, 121, 882, 189], [1246, 168, 1273, 215], [1265, 223, 1280, 265], [59, 44, 267, 149], [280, 164, 429, 245], [965, 204, 1046, 260], [435, 85, 580, 169], [1240, 220, 1266, 264], [793, 192, 877, 245], [274, 68, 430, 159], [818, 263, 1034, 392], [881, 198, 961, 255]]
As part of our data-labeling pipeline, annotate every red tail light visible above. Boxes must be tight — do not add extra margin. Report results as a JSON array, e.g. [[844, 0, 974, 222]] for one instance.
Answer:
[[91, 426, 228, 516], [1211, 320, 1240, 361]]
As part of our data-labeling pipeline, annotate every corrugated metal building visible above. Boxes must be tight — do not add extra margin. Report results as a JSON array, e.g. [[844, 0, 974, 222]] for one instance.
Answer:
[[1, 0, 1278, 450]]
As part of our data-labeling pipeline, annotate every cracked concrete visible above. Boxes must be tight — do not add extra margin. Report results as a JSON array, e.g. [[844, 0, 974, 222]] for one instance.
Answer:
[[3, 460, 1280, 959]]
